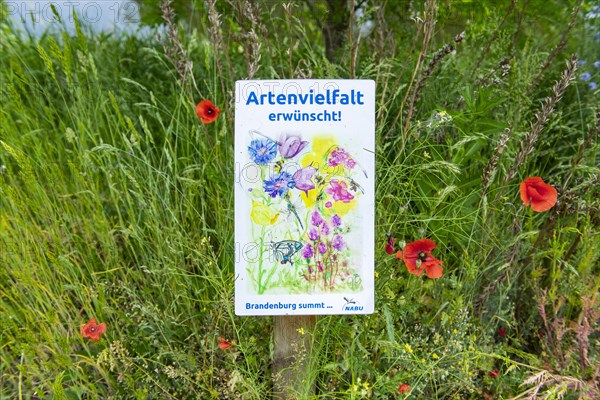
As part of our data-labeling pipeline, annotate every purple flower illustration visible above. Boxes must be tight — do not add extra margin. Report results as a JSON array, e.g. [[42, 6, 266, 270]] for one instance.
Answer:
[[318, 242, 327, 254], [248, 139, 277, 165], [264, 172, 295, 198], [279, 133, 308, 158], [327, 147, 350, 167], [321, 222, 330, 236], [325, 201, 332, 208], [309, 228, 319, 241], [328, 147, 356, 169], [292, 165, 316, 194], [331, 214, 342, 228], [311, 210, 324, 226], [302, 243, 314, 258], [326, 180, 355, 203], [332, 235, 345, 250]]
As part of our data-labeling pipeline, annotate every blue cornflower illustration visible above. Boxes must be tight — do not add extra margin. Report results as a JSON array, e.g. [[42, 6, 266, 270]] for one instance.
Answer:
[[248, 139, 277, 165], [264, 172, 295, 198]]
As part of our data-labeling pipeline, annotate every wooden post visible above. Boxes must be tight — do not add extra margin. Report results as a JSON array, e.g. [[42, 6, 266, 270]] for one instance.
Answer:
[[273, 315, 316, 399]]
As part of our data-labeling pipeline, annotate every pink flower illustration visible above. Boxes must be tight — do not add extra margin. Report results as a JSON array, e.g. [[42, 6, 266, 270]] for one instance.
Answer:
[[326, 180, 354, 203]]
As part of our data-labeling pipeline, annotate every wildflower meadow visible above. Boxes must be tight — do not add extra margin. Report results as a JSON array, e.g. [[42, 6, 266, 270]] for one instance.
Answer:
[[1, 0, 599, 399]]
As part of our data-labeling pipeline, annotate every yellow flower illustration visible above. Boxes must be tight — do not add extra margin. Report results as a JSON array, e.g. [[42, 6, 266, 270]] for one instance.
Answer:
[[250, 201, 280, 226]]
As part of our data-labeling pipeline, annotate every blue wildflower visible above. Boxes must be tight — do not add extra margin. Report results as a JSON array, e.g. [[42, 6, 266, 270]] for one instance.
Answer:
[[590, 82, 598, 90], [594, 61, 600, 68], [578, 60, 586, 66], [248, 139, 277, 165], [263, 172, 295, 198], [581, 72, 592, 81]]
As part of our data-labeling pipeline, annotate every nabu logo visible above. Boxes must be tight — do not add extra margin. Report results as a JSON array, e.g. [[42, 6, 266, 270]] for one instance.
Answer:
[[342, 297, 364, 312]]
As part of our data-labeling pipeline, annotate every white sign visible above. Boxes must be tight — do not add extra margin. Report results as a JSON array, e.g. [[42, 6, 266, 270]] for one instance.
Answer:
[[234, 80, 375, 315]]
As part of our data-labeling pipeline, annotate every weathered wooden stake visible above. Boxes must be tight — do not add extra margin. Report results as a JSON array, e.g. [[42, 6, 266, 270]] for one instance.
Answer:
[[273, 315, 316, 399]]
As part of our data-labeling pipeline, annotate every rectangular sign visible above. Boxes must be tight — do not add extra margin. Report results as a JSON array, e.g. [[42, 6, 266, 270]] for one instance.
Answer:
[[234, 80, 375, 315]]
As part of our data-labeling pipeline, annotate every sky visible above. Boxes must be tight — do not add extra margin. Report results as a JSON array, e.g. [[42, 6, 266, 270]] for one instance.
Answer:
[[3, 1, 146, 36]]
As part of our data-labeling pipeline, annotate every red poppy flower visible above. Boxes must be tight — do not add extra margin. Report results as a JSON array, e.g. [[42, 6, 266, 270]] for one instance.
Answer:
[[80, 318, 106, 342], [490, 369, 499, 378], [519, 176, 557, 212], [398, 383, 411, 394], [396, 238, 444, 279], [195, 99, 221, 124], [498, 327, 507, 337], [385, 234, 395, 255], [217, 337, 232, 350]]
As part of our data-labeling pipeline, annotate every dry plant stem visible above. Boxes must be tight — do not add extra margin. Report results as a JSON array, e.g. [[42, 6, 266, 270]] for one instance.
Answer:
[[373, 1, 397, 124], [576, 294, 598, 372], [509, 370, 588, 400], [537, 290, 566, 367], [160, 0, 193, 93], [472, 0, 515, 78], [503, 56, 578, 185], [411, 32, 463, 106], [284, 3, 294, 79], [527, 0, 582, 94], [381, 21, 421, 141], [348, 0, 357, 79], [401, 0, 437, 134], [207, 0, 228, 108], [482, 128, 511, 196], [238, 0, 263, 79]]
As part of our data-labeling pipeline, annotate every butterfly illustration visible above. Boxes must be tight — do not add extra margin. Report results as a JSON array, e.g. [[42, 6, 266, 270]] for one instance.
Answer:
[[268, 240, 303, 266]]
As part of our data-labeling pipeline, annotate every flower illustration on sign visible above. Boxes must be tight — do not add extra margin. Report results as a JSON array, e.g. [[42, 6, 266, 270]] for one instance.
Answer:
[[279, 133, 308, 158], [245, 132, 365, 293], [249, 138, 278, 165], [326, 180, 354, 203], [264, 172, 296, 198], [293, 165, 316, 194]]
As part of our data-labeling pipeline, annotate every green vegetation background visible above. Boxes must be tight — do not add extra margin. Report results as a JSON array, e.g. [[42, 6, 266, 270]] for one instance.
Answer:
[[0, 0, 598, 398]]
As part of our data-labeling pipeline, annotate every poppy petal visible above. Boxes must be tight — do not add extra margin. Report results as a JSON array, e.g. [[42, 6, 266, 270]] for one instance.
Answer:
[[424, 259, 444, 279], [195, 99, 221, 124], [520, 176, 557, 212], [412, 238, 437, 252], [405, 259, 423, 276]]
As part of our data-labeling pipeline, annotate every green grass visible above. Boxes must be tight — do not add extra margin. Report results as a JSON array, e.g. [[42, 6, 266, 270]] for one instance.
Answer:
[[1, 0, 599, 398]]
